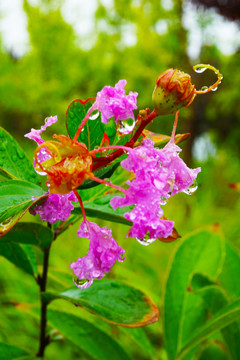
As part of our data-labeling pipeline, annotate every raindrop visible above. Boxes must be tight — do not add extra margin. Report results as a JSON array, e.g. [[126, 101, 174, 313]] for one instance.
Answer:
[[183, 180, 198, 195], [160, 196, 168, 205], [194, 67, 207, 74], [68, 111, 74, 119], [16, 147, 25, 159], [211, 87, 218, 92], [136, 233, 156, 246], [201, 86, 209, 91], [73, 275, 93, 289], [12, 155, 17, 162], [89, 110, 99, 120], [0, 216, 14, 233], [119, 118, 136, 134]]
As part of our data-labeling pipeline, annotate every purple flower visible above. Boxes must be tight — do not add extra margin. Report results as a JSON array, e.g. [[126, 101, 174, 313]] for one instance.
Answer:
[[94, 80, 138, 124], [111, 139, 200, 241], [24, 116, 58, 145], [30, 192, 78, 224], [70, 221, 125, 288]]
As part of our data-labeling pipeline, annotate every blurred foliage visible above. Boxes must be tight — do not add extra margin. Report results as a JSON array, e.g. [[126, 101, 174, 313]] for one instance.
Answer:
[[0, 0, 240, 359]]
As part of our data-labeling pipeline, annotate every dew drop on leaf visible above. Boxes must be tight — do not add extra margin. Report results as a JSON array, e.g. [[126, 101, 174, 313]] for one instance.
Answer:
[[194, 67, 207, 73], [89, 110, 99, 120]]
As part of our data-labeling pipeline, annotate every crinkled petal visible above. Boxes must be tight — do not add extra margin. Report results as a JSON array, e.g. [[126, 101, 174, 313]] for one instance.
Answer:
[[24, 116, 58, 145], [30, 191, 78, 224], [95, 80, 138, 124]]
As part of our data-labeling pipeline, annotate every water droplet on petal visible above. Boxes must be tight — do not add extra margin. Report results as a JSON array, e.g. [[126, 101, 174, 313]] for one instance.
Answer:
[[211, 87, 218, 92], [89, 110, 99, 120], [183, 180, 198, 195], [73, 275, 93, 289], [201, 86, 209, 91], [119, 118, 136, 134], [136, 233, 156, 246], [194, 67, 207, 74]]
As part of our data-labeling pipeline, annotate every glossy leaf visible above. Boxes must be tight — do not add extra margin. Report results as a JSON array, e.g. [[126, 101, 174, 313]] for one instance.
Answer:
[[0, 242, 37, 277], [163, 227, 225, 360], [66, 98, 117, 150], [73, 194, 132, 226], [79, 163, 119, 189], [0, 342, 28, 359], [195, 284, 240, 360], [0, 127, 39, 184], [47, 309, 132, 360], [177, 299, 240, 360], [0, 222, 53, 250], [219, 242, 240, 299], [42, 279, 159, 327], [0, 180, 45, 236]]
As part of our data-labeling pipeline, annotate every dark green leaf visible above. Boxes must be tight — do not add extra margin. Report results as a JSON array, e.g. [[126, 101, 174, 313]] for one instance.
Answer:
[[0, 180, 45, 236], [0, 342, 28, 359], [1, 222, 53, 250], [79, 163, 119, 189], [42, 279, 159, 327], [163, 227, 225, 360], [73, 194, 132, 226], [195, 284, 240, 360], [199, 343, 228, 360], [177, 299, 240, 360], [47, 309, 132, 360], [0, 242, 36, 277], [0, 127, 39, 184]]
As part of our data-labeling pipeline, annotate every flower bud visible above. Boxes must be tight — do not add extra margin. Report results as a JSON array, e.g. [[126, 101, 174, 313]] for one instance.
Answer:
[[152, 69, 196, 115]]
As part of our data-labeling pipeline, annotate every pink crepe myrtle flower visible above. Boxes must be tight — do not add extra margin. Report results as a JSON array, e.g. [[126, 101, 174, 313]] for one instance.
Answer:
[[93, 80, 138, 124], [24, 116, 58, 145], [70, 221, 125, 288], [111, 139, 201, 241], [30, 192, 78, 224]]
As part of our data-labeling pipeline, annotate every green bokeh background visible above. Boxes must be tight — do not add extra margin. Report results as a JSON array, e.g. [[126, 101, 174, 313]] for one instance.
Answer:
[[0, 0, 239, 359]]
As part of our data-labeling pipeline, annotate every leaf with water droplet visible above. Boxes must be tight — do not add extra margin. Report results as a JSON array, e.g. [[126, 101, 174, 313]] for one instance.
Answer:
[[65, 98, 117, 150], [42, 279, 159, 327], [0, 180, 45, 237], [0, 127, 40, 184]]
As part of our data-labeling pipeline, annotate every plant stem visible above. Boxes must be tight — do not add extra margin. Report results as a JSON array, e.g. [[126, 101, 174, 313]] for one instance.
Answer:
[[36, 243, 51, 358]]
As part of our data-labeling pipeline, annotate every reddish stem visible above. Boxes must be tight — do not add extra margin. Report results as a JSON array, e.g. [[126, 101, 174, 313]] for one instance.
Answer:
[[89, 175, 126, 193], [92, 109, 157, 171], [170, 111, 179, 143]]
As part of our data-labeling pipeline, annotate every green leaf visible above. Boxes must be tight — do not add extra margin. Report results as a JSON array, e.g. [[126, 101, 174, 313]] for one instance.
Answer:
[[79, 163, 119, 190], [199, 343, 228, 360], [0, 180, 45, 236], [0, 242, 37, 277], [42, 279, 159, 327], [0, 127, 39, 184], [0, 342, 28, 359], [177, 299, 240, 360], [194, 284, 240, 360], [163, 227, 225, 360], [66, 99, 117, 150], [0, 222, 54, 250], [73, 194, 132, 226], [47, 309, 132, 360], [219, 242, 240, 299], [122, 327, 156, 358]]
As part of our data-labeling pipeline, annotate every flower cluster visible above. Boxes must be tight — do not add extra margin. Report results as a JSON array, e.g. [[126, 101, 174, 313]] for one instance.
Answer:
[[25, 73, 208, 288], [111, 139, 200, 241], [70, 221, 125, 288]]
